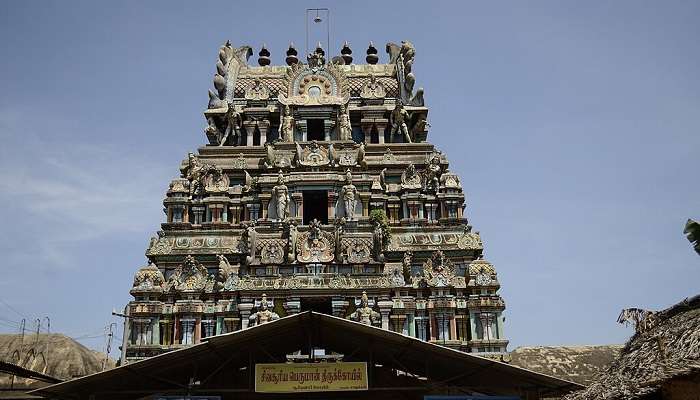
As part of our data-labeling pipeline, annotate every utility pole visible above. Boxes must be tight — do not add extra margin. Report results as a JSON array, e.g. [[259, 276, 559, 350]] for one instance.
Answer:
[[34, 318, 41, 344], [44, 316, 51, 367], [112, 307, 131, 365], [102, 323, 116, 371]]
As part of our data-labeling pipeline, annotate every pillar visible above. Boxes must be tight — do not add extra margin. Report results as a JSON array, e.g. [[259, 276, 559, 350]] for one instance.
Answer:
[[291, 193, 303, 219], [243, 121, 256, 146], [297, 120, 308, 141], [258, 120, 270, 145], [260, 194, 271, 220], [238, 303, 254, 329], [360, 194, 370, 217], [332, 297, 349, 318], [361, 121, 373, 143], [284, 298, 301, 315], [377, 299, 393, 331], [323, 120, 334, 141], [376, 121, 388, 144], [328, 192, 337, 219]]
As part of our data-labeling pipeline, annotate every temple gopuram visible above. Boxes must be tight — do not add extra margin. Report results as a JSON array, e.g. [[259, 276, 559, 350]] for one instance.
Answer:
[[122, 40, 509, 363]]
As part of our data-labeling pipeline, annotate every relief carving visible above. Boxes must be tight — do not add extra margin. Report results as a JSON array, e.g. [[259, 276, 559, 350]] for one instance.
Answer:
[[295, 141, 330, 167], [296, 219, 335, 263]]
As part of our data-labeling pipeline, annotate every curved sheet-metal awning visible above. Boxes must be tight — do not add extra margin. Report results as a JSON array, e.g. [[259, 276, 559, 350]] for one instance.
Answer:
[[32, 312, 582, 399]]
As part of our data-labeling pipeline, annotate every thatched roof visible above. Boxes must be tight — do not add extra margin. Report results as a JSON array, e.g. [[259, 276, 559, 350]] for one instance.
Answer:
[[565, 295, 700, 400], [0, 333, 113, 392], [510, 345, 623, 386]]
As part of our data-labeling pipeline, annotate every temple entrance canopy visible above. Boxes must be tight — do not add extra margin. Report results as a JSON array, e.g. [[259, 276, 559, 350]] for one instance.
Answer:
[[34, 313, 581, 400]]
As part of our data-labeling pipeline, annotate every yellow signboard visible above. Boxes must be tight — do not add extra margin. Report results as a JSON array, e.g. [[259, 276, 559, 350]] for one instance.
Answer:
[[255, 362, 368, 393]]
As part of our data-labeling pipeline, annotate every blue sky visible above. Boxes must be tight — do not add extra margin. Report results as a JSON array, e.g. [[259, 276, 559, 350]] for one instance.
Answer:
[[0, 1, 698, 353]]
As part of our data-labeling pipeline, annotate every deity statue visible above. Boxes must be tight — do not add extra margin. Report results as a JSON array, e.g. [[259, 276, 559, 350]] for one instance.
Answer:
[[205, 116, 219, 139], [379, 168, 387, 192], [272, 170, 290, 221], [264, 143, 276, 169], [372, 219, 385, 261], [243, 221, 257, 264], [220, 103, 242, 146], [360, 74, 386, 99], [245, 78, 269, 101], [389, 100, 411, 143], [357, 142, 367, 168], [249, 294, 280, 327], [402, 251, 413, 284], [339, 170, 358, 220], [279, 105, 294, 142], [309, 218, 322, 241], [215, 254, 237, 291], [181, 153, 205, 198], [347, 291, 380, 326], [337, 104, 352, 140], [285, 220, 298, 263], [424, 153, 442, 192]]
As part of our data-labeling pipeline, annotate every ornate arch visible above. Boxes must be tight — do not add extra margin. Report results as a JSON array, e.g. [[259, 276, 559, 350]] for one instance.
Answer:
[[279, 63, 349, 106]]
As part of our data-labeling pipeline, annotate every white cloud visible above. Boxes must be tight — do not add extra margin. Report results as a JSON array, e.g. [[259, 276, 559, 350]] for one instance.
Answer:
[[0, 107, 173, 270]]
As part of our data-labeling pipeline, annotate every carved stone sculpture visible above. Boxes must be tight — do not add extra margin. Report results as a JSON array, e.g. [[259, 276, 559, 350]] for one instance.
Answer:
[[249, 294, 280, 327], [360, 74, 386, 100], [307, 44, 326, 69], [347, 291, 380, 326], [209, 41, 252, 109], [220, 103, 242, 146], [271, 170, 290, 221], [285, 220, 298, 263], [402, 251, 413, 284], [373, 220, 385, 261], [215, 254, 239, 291], [421, 251, 458, 288], [204, 116, 220, 143], [166, 255, 211, 292], [180, 153, 227, 198], [243, 170, 258, 193], [379, 168, 387, 192], [297, 219, 335, 264], [243, 222, 258, 264], [132, 262, 165, 292], [423, 152, 442, 192], [357, 142, 367, 169], [401, 163, 422, 190], [337, 104, 352, 140], [334, 218, 346, 262], [339, 171, 358, 220], [389, 101, 411, 143], [244, 78, 270, 101], [386, 41, 419, 105], [264, 143, 276, 169], [279, 105, 294, 142], [296, 141, 330, 167]]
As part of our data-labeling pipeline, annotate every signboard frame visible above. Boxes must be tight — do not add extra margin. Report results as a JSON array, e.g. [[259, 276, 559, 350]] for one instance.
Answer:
[[254, 362, 368, 394]]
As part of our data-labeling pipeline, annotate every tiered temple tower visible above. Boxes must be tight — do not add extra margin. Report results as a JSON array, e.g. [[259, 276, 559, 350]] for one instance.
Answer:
[[123, 40, 508, 363]]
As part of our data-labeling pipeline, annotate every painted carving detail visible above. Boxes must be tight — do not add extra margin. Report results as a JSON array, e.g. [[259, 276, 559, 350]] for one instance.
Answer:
[[297, 219, 335, 263], [347, 291, 380, 326], [401, 163, 422, 189], [166, 255, 212, 292], [249, 294, 280, 326], [296, 141, 330, 167]]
